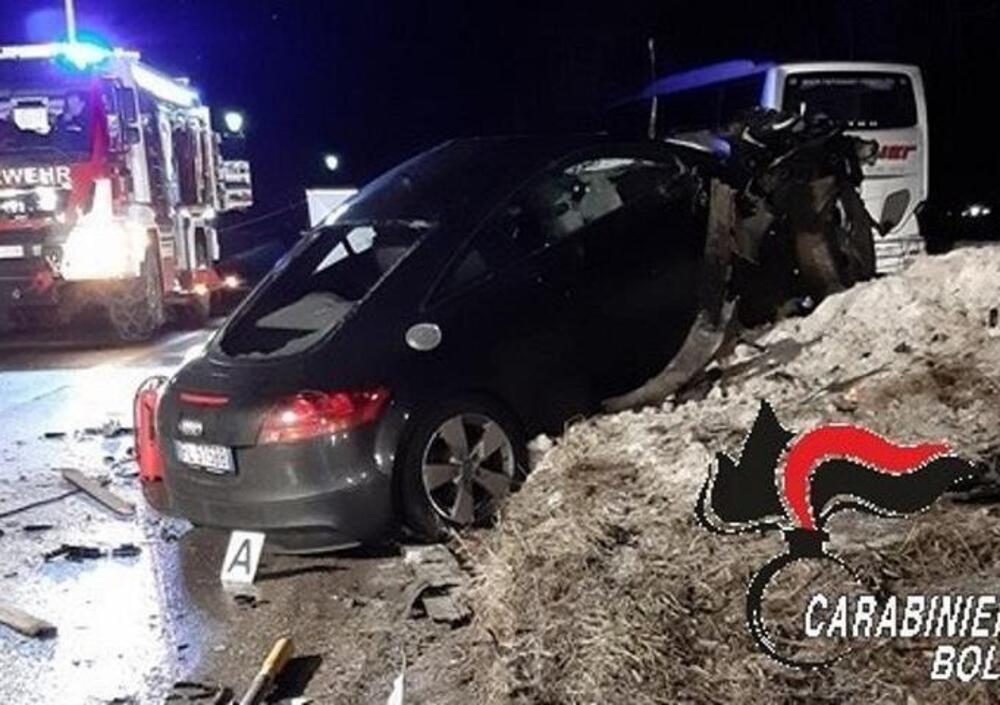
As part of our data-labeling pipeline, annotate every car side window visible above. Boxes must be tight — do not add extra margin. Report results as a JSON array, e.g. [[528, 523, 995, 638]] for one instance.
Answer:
[[432, 155, 678, 300]]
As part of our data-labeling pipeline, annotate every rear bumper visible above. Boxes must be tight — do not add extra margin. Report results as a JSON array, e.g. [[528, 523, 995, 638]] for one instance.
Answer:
[[163, 426, 398, 551]]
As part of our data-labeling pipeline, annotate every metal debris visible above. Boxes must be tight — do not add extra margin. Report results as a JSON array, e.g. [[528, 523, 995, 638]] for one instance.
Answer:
[[0, 601, 56, 638], [44, 544, 103, 562], [44, 543, 142, 561], [0, 488, 81, 520], [22, 524, 54, 532], [111, 543, 142, 558], [79, 420, 134, 439], [61, 468, 135, 517], [169, 681, 225, 703], [401, 545, 471, 625], [157, 517, 194, 542], [233, 594, 270, 610]]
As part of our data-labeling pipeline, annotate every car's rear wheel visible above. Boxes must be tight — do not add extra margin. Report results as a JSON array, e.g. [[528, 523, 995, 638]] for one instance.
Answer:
[[399, 397, 528, 542]]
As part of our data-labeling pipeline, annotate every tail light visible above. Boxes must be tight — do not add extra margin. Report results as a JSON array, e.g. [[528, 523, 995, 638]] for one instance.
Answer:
[[134, 376, 168, 482], [179, 390, 229, 407], [258, 388, 391, 445]]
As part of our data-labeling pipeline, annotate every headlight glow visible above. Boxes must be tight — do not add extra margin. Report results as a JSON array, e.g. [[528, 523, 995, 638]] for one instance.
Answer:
[[961, 203, 992, 219], [60, 179, 148, 281], [35, 187, 59, 212]]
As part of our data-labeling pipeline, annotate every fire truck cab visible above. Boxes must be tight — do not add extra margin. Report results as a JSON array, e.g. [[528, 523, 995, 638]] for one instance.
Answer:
[[0, 41, 251, 340]]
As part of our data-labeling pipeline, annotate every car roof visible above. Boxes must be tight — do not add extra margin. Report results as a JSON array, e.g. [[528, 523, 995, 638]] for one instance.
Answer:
[[331, 134, 638, 229]]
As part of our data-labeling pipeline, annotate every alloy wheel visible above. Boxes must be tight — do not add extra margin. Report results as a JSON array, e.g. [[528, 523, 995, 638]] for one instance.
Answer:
[[420, 413, 515, 525]]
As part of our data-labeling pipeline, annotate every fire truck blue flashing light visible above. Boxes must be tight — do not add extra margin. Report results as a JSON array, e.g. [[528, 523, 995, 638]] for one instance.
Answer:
[[56, 32, 113, 69], [640, 59, 775, 99]]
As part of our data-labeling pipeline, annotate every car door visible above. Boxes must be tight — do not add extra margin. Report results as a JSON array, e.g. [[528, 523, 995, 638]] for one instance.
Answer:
[[424, 189, 588, 433], [553, 150, 705, 399]]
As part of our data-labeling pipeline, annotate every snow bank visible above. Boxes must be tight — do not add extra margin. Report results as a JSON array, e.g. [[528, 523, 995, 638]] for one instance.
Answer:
[[458, 248, 1000, 704]]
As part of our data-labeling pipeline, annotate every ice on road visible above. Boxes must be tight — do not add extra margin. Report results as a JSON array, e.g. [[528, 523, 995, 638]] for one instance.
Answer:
[[0, 328, 212, 705]]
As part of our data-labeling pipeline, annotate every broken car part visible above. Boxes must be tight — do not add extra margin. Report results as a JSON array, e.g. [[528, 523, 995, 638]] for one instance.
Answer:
[[608, 109, 881, 409], [134, 375, 168, 482], [61, 468, 135, 517], [0, 488, 80, 520], [0, 601, 56, 638]]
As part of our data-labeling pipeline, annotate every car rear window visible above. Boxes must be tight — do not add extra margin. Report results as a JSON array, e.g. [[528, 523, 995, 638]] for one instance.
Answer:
[[782, 72, 918, 129], [219, 222, 427, 357]]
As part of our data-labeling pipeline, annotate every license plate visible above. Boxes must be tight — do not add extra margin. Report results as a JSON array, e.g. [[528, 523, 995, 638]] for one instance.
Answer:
[[0, 245, 23, 259], [175, 441, 234, 474]]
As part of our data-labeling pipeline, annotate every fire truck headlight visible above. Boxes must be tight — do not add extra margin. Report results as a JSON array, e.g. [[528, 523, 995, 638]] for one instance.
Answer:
[[62, 221, 146, 281], [60, 179, 149, 281]]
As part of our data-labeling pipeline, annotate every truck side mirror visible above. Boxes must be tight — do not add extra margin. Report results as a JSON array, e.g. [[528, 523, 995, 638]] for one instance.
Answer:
[[125, 126, 142, 145]]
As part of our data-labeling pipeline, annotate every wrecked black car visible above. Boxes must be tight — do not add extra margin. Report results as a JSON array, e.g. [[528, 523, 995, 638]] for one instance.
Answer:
[[148, 135, 713, 549], [143, 117, 881, 550]]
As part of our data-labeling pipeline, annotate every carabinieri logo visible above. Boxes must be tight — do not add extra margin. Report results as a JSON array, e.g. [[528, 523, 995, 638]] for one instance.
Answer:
[[696, 401, 975, 669]]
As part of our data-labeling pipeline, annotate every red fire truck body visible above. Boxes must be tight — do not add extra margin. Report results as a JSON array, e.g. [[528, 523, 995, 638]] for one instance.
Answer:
[[0, 42, 251, 339]]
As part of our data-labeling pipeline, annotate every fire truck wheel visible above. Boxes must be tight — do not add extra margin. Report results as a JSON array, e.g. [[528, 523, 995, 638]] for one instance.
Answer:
[[109, 247, 165, 342]]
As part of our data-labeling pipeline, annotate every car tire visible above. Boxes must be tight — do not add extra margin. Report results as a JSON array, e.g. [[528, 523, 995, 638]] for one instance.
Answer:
[[398, 396, 529, 543]]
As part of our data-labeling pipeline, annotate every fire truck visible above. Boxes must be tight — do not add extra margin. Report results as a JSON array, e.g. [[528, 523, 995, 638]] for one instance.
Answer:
[[0, 41, 252, 340]]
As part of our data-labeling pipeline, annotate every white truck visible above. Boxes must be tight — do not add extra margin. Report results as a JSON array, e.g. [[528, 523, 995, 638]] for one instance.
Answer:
[[0, 41, 252, 339]]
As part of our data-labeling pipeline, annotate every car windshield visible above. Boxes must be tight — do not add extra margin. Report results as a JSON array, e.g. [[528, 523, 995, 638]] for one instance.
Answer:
[[219, 221, 429, 358], [782, 72, 917, 130]]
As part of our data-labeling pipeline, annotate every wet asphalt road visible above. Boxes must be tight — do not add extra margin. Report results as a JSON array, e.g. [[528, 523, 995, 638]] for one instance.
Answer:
[[0, 323, 419, 705]]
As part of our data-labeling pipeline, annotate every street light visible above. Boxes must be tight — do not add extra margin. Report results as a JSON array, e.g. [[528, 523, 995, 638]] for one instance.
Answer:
[[323, 153, 340, 172], [223, 111, 245, 134]]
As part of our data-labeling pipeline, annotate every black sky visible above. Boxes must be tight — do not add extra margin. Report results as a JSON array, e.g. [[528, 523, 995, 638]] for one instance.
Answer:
[[0, 1, 997, 252]]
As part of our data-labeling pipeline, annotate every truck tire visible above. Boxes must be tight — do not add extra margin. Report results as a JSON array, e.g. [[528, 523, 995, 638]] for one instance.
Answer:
[[108, 246, 165, 342]]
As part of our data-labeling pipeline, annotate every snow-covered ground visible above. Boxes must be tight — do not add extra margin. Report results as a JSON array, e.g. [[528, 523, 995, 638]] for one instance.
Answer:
[[424, 247, 1000, 704]]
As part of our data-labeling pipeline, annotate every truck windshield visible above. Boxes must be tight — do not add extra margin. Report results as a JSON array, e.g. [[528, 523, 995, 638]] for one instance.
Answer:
[[219, 221, 428, 358], [0, 90, 93, 159], [0, 59, 96, 160], [783, 72, 917, 130]]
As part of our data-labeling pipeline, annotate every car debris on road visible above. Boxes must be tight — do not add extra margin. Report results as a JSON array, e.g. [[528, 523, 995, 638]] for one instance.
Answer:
[[0, 601, 56, 638], [61, 468, 135, 517], [43, 543, 142, 562], [401, 545, 471, 625]]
